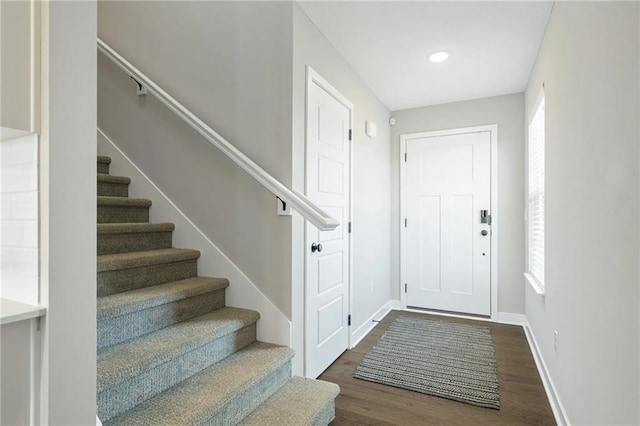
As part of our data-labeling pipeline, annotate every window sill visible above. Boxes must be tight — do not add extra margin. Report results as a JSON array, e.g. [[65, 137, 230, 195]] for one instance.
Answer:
[[524, 273, 545, 295]]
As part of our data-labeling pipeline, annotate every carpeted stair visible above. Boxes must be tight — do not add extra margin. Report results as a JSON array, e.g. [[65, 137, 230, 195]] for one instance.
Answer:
[[96, 155, 339, 425]]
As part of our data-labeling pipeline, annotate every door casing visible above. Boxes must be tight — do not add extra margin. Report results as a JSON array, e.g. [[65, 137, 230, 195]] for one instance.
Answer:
[[400, 125, 498, 321], [303, 66, 354, 377]]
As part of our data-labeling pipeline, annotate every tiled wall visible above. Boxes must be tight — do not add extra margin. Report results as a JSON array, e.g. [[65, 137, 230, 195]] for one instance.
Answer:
[[0, 131, 39, 305]]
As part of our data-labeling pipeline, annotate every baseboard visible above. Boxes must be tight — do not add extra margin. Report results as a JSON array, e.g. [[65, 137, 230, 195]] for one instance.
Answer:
[[400, 306, 494, 323], [496, 312, 527, 326], [523, 319, 570, 426], [97, 129, 292, 347], [387, 300, 403, 310], [349, 300, 397, 349]]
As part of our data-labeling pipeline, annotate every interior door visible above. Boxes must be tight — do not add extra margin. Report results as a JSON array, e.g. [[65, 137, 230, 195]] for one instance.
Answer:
[[405, 131, 491, 316], [305, 73, 351, 379]]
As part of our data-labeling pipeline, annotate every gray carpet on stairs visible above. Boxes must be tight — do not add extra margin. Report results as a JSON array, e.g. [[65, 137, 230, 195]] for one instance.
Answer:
[[98, 196, 151, 223], [106, 342, 294, 425], [98, 223, 175, 255], [96, 155, 338, 425], [97, 252, 199, 296]]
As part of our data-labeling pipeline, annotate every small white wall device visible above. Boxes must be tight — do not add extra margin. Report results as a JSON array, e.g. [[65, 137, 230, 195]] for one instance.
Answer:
[[365, 120, 377, 138]]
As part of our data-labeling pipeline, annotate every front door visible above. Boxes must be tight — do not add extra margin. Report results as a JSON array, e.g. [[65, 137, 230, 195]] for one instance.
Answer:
[[305, 69, 351, 378], [405, 130, 492, 316]]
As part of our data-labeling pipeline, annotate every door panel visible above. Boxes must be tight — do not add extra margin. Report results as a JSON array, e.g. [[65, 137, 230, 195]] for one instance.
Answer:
[[305, 77, 351, 378], [418, 195, 441, 291], [406, 131, 491, 316]]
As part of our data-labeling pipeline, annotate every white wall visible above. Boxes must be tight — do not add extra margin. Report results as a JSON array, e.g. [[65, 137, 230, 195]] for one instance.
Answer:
[[39, 1, 97, 424], [525, 3, 639, 424], [291, 4, 392, 370], [390, 94, 525, 315], [98, 1, 295, 317], [0, 0, 31, 130], [1, 320, 32, 425]]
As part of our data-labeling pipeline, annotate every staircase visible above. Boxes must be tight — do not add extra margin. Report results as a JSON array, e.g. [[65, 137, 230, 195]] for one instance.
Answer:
[[96, 155, 339, 425]]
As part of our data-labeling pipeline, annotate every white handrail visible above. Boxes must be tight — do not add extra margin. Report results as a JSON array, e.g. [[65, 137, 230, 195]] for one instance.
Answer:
[[97, 38, 339, 231]]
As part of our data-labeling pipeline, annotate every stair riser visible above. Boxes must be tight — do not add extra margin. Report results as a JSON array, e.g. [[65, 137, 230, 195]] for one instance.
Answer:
[[98, 181, 129, 197], [98, 231, 173, 255], [209, 361, 292, 425], [98, 163, 110, 174], [97, 289, 226, 350], [309, 400, 336, 426], [98, 324, 257, 422], [98, 260, 197, 297], [98, 206, 149, 224]]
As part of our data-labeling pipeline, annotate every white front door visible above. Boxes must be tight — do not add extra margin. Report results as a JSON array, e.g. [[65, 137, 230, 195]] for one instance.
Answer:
[[405, 130, 492, 316], [305, 69, 351, 378]]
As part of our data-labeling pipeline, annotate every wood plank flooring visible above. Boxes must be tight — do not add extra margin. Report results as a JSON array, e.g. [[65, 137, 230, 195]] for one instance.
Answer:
[[319, 310, 555, 425]]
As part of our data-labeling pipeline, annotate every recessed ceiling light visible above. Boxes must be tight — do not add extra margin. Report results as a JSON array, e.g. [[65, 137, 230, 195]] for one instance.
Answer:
[[428, 51, 450, 63]]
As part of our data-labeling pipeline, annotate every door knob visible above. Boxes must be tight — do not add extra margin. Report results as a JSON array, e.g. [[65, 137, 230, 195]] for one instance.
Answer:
[[311, 242, 323, 253], [481, 230, 489, 236]]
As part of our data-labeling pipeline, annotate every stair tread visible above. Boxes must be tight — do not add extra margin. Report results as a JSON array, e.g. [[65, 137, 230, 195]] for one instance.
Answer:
[[241, 377, 340, 425], [106, 341, 293, 426], [97, 276, 229, 321], [98, 173, 131, 184], [97, 156, 112, 165], [97, 196, 152, 207], [98, 306, 260, 392], [97, 222, 175, 234], [97, 248, 200, 272]]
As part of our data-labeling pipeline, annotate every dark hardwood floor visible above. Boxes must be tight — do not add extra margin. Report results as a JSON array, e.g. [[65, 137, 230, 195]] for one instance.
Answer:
[[319, 310, 556, 425]]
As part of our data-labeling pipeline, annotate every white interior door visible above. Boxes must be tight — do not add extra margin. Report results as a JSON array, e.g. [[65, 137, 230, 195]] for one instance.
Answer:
[[305, 70, 351, 379], [405, 131, 491, 316]]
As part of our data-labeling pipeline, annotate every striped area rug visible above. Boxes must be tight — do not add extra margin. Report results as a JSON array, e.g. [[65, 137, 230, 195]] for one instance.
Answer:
[[353, 316, 500, 409]]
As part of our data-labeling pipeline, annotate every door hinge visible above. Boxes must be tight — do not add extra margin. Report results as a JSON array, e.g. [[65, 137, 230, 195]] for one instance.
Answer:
[[404, 152, 407, 162], [405, 283, 408, 293], [404, 218, 407, 227], [348, 222, 352, 233], [349, 129, 352, 141], [348, 314, 352, 326]]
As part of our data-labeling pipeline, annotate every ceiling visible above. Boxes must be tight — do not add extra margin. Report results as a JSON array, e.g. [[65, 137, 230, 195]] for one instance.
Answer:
[[297, 1, 554, 111]]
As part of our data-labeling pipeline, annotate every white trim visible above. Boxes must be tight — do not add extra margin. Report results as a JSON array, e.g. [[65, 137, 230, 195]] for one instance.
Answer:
[[306, 66, 354, 114], [97, 38, 337, 232], [398, 306, 495, 324], [399, 136, 407, 308], [496, 312, 527, 326], [303, 66, 354, 376], [524, 272, 546, 295], [349, 301, 396, 349], [387, 299, 403, 310], [523, 319, 570, 426], [399, 125, 499, 320], [30, 0, 41, 133], [98, 129, 291, 346], [394, 306, 526, 328]]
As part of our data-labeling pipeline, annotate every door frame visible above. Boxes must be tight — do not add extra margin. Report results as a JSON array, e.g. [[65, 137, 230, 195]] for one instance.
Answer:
[[303, 66, 354, 377], [399, 124, 498, 321]]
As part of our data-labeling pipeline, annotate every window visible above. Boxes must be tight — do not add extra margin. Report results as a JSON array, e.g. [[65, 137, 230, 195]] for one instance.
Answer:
[[528, 94, 545, 291]]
